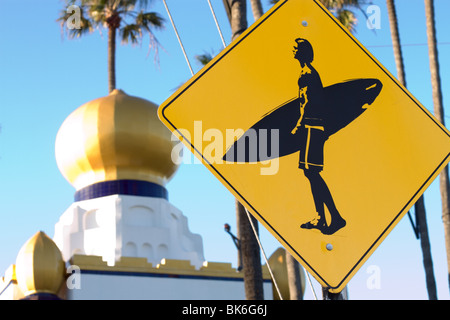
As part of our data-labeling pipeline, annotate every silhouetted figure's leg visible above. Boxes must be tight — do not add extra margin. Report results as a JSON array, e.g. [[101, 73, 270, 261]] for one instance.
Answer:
[[302, 170, 346, 235], [301, 169, 327, 232], [313, 173, 346, 235]]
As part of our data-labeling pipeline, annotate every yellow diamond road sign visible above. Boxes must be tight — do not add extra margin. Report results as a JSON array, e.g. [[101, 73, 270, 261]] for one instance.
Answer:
[[158, 0, 450, 292]]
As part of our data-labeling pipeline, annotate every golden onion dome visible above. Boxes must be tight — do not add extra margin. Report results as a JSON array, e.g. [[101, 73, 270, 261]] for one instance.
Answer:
[[15, 231, 65, 297], [55, 89, 180, 191]]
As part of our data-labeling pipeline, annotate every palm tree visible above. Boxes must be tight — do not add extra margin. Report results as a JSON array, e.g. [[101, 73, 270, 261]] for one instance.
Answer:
[[228, 0, 265, 300], [192, 4, 270, 299], [58, 0, 164, 93], [193, 42, 267, 303], [385, 0, 437, 300], [424, 0, 450, 293]]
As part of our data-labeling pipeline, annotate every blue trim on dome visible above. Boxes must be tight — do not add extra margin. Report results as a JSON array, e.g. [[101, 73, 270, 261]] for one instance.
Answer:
[[21, 292, 62, 300], [74, 180, 168, 202]]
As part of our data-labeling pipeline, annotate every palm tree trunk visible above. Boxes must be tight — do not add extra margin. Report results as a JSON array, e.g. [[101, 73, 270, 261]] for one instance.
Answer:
[[416, 196, 438, 299], [386, 0, 437, 299], [228, 0, 264, 299], [424, 0, 450, 292], [237, 202, 264, 299], [386, 0, 406, 86], [249, 0, 264, 22], [108, 26, 117, 93], [285, 251, 303, 299], [230, 0, 248, 41], [222, 0, 232, 25]]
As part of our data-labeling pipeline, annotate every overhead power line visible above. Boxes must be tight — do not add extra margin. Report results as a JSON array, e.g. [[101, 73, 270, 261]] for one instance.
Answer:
[[366, 41, 450, 48]]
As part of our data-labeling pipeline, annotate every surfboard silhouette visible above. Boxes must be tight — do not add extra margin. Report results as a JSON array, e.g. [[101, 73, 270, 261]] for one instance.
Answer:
[[222, 78, 383, 163], [223, 37, 383, 236]]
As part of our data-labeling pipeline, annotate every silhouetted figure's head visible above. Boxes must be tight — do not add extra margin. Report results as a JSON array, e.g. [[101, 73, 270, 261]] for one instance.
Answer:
[[293, 38, 314, 66]]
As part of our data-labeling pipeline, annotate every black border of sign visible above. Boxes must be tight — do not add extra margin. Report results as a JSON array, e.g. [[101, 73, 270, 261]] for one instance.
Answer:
[[161, 0, 450, 290]]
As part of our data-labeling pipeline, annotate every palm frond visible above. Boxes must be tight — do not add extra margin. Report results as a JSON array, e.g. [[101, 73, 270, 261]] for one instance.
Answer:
[[89, 3, 108, 24], [70, 18, 95, 38], [136, 11, 165, 30], [335, 8, 357, 32], [120, 10, 164, 44], [320, 0, 344, 9], [320, 0, 367, 9], [194, 52, 214, 67], [57, 4, 95, 39], [120, 23, 142, 45], [319, 0, 369, 33]]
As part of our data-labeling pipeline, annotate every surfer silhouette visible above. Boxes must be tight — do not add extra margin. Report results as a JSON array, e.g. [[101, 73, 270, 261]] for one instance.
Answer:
[[221, 37, 383, 236], [291, 38, 346, 235]]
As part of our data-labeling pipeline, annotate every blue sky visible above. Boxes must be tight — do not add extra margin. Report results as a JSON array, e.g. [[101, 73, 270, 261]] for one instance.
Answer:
[[0, 0, 449, 300]]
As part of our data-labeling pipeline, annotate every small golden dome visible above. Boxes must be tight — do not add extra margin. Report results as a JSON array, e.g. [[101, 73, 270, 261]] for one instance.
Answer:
[[15, 231, 65, 297], [268, 248, 305, 300], [55, 89, 180, 191]]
